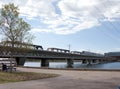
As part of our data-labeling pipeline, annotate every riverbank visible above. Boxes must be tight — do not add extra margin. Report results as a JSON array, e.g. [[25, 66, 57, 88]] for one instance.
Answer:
[[23, 66, 120, 72], [0, 71, 58, 84], [0, 67, 120, 89]]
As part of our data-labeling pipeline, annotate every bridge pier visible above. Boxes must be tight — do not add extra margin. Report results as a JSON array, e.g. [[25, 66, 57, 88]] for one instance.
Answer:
[[98, 59, 104, 64], [94, 60, 99, 64], [82, 59, 91, 64], [92, 59, 96, 63], [82, 59, 101, 64], [92, 59, 100, 64], [67, 59, 74, 68], [82, 59, 86, 64], [41, 59, 49, 67], [87, 59, 92, 65], [15, 57, 26, 66], [82, 59, 93, 64]]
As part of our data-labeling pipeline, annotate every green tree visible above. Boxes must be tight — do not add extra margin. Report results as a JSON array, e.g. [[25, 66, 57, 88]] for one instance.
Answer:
[[0, 3, 34, 72]]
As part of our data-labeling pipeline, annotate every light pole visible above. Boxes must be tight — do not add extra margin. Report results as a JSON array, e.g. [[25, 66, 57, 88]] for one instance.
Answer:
[[68, 44, 71, 52]]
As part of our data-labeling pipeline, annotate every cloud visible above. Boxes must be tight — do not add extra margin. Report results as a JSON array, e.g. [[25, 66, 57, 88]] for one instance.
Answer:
[[0, 0, 120, 35], [13, 0, 57, 18], [31, 28, 52, 33], [109, 48, 120, 52], [0, 1, 4, 8]]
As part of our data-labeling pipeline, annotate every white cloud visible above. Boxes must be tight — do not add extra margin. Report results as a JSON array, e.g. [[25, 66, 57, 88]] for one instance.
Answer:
[[31, 28, 52, 33], [58, 0, 99, 17], [0, 0, 57, 18], [104, 5, 120, 20], [0, 1, 5, 8], [0, 0, 120, 35], [109, 48, 120, 52], [15, 0, 57, 18]]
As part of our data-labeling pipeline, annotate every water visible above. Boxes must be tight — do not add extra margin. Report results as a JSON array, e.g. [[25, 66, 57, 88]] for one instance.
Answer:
[[24, 61, 120, 69]]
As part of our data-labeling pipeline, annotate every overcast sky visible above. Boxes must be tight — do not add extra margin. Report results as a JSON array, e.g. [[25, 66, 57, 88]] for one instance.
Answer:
[[0, 0, 120, 53]]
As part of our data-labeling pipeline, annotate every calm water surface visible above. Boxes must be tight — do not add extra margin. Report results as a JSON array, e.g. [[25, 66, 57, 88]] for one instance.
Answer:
[[24, 61, 120, 69]]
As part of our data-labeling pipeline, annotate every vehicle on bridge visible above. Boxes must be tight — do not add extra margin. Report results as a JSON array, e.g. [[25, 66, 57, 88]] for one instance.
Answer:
[[81, 51, 104, 57], [71, 51, 81, 55], [32, 45, 43, 50], [47, 48, 70, 53], [0, 41, 43, 50]]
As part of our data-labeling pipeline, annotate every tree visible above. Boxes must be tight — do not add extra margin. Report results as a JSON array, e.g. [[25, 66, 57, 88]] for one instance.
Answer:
[[0, 3, 34, 72], [0, 3, 33, 47]]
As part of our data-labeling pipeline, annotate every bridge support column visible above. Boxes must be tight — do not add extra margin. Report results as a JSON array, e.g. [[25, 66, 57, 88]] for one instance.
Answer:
[[15, 57, 26, 66], [87, 59, 92, 65], [92, 59, 96, 63], [41, 59, 49, 67], [82, 59, 87, 64], [92, 59, 99, 64], [67, 59, 73, 68], [95, 60, 100, 64], [98, 59, 104, 64]]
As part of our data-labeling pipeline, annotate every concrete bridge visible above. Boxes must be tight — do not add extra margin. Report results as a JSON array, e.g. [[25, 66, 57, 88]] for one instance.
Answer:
[[0, 46, 114, 67]]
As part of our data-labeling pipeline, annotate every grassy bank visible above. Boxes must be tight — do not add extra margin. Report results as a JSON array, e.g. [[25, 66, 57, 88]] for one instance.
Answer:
[[0, 72, 59, 83]]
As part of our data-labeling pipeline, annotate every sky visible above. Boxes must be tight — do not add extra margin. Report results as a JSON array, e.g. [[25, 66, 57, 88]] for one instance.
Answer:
[[0, 0, 120, 54]]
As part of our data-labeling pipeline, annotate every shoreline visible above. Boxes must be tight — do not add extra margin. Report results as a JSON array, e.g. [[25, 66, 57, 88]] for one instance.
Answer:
[[1, 67, 120, 89], [23, 66, 120, 72]]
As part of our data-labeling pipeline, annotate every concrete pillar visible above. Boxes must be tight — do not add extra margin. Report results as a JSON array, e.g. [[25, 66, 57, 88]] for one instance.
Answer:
[[82, 59, 87, 64], [95, 60, 100, 64], [41, 59, 49, 67], [67, 59, 73, 68], [97, 59, 104, 64], [92, 59, 96, 63], [94, 59, 99, 64], [92, 59, 99, 64], [87, 59, 91, 65], [15, 57, 26, 66]]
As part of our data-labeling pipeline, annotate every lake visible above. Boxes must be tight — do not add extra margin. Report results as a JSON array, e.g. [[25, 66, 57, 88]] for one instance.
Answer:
[[24, 61, 120, 69]]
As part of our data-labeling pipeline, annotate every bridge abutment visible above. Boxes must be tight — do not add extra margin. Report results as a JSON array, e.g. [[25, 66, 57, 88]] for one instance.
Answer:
[[41, 59, 49, 67], [67, 59, 74, 68], [82, 59, 87, 64]]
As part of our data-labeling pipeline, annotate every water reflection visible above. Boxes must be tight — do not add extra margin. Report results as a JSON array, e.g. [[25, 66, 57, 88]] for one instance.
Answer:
[[24, 62, 120, 69]]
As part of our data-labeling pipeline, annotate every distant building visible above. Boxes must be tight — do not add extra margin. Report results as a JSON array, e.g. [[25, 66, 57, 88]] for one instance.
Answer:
[[81, 51, 104, 57], [105, 52, 120, 59]]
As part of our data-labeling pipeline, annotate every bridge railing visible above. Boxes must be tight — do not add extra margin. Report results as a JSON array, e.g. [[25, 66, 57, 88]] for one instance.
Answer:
[[0, 46, 105, 60]]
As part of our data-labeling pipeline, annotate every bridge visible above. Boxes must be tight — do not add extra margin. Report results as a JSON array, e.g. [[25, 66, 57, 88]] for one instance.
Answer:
[[0, 46, 115, 67]]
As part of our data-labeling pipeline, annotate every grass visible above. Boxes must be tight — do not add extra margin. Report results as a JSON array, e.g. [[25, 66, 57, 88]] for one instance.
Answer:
[[0, 72, 59, 83]]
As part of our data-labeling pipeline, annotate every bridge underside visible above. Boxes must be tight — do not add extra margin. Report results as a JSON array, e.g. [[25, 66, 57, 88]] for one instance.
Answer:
[[15, 57, 107, 68]]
